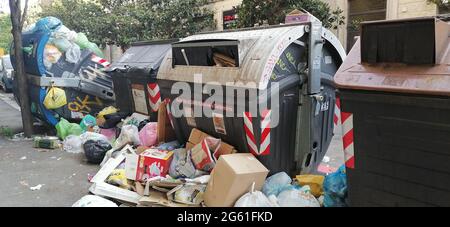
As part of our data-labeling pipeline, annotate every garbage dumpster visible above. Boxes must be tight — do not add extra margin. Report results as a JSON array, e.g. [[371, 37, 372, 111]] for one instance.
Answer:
[[108, 40, 176, 118], [10, 17, 114, 126], [335, 17, 450, 207], [157, 14, 346, 175]]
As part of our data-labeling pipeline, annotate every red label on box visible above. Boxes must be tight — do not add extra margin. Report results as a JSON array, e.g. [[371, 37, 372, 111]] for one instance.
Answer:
[[136, 149, 173, 181]]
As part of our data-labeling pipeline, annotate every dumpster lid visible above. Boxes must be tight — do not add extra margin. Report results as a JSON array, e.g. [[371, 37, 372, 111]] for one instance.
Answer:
[[157, 23, 346, 90], [109, 39, 177, 70], [335, 17, 450, 96]]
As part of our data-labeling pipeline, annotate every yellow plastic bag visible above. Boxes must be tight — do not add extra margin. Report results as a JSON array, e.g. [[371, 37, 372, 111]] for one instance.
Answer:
[[96, 106, 118, 126], [296, 175, 325, 198], [43, 87, 67, 110], [106, 169, 130, 190]]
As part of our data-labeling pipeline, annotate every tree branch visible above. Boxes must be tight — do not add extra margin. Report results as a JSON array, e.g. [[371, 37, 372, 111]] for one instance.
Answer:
[[20, 0, 29, 30]]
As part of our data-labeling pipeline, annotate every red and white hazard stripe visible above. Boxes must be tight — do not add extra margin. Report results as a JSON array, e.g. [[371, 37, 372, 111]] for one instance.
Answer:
[[341, 111, 355, 169], [259, 110, 272, 156], [244, 112, 259, 156], [243, 110, 271, 156], [91, 55, 111, 68], [147, 83, 162, 112], [334, 98, 341, 127]]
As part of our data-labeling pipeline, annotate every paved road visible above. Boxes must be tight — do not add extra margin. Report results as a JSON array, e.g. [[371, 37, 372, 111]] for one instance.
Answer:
[[0, 91, 98, 207]]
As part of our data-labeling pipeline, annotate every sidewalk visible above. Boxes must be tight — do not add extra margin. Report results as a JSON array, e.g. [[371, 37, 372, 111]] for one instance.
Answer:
[[0, 92, 22, 134], [0, 91, 99, 207]]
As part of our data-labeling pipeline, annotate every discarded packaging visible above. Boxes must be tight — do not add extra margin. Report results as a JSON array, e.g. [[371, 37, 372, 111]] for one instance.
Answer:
[[43, 87, 67, 110], [139, 190, 190, 207], [235, 183, 278, 207], [56, 118, 83, 140], [169, 148, 198, 179], [323, 166, 348, 207], [114, 125, 141, 149], [167, 184, 206, 206], [138, 122, 157, 147], [33, 136, 60, 149], [190, 137, 220, 172], [296, 175, 325, 198], [97, 106, 118, 126], [125, 149, 174, 181], [204, 154, 269, 207], [106, 169, 131, 190], [80, 115, 97, 132], [63, 135, 83, 154], [30, 184, 44, 191], [84, 139, 113, 164], [72, 195, 118, 207], [89, 145, 142, 204], [187, 129, 237, 158], [277, 187, 321, 207], [80, 132, 109, 144], [262, 172, 294, 197]]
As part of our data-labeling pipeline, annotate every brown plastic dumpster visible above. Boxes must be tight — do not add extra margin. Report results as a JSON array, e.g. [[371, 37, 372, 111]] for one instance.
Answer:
[[335, 17, 450, 207]]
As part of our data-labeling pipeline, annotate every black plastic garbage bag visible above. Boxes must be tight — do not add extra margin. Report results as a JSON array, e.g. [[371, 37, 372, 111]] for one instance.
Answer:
[[102, 112, 130, 129], [84, 140, 113, 164]]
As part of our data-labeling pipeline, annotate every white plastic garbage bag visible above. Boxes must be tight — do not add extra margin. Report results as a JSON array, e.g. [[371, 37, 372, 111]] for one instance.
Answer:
[[235, 183, 279, 207], [80, 132, 109, 144], [262, 172, 293, 197], [65, 44, 81, 63], [63, 135, 83, 154], [72, 195, 118, 207], [114, 125, 141, 149], [277, 187, 321, 207]]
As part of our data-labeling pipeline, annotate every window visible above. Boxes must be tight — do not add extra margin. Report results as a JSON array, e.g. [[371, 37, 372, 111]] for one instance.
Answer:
[[347, 0, 387, 52]]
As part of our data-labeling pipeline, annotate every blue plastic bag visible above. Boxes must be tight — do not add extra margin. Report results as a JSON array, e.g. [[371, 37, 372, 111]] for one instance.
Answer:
[[33, 17, 62, 33], [323, 165, 348, 207], [262, 172, 295, 197]]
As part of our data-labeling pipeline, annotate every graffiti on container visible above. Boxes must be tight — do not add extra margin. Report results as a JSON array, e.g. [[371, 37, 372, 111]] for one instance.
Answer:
[[68, 95, 104, 114]]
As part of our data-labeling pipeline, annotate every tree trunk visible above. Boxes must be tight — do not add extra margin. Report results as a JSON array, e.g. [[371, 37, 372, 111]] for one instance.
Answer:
[[9, 0, 33, 137]]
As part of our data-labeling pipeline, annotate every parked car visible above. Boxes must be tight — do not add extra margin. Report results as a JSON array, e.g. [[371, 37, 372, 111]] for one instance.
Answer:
[[0, 55, 14, 92]]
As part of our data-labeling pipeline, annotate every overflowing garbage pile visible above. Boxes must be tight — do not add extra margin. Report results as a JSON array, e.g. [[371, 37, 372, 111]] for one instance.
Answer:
[[27, 17, 105, 68], [49, 101, 350, 207], [11, 17, 114, 126]]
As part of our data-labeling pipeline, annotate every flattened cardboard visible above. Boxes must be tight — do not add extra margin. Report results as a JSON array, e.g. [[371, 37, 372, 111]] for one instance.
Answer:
[[187, 128, 237, 157], [157, 101, 176, 143]]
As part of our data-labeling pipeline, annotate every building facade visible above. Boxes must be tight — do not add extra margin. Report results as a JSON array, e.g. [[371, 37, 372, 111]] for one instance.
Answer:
[[206, 0, 443, 51], [326, 0, 442, 50], [206, 0, 243, 31]]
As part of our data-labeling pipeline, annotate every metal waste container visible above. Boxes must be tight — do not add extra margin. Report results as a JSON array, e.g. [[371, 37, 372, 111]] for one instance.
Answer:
[[157, 15, 346, 175], [11, 19, 114, 126], [335, 17, 450, 207], [108, 40, 175, 118]]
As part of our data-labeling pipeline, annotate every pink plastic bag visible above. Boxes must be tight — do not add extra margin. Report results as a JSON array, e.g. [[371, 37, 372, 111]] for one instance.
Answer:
[[139, 123, 158, 147], [100, 128, 116, 142]]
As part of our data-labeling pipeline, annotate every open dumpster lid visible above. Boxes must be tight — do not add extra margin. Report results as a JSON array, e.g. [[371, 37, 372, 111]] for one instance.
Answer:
[[157, 23, 346, 90], [109, 39, 177, 70], [335, 17, 450, 96]]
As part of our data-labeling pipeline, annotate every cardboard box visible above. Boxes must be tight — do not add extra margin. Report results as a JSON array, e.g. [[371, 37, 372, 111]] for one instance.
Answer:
[[125, 149, 174, 181], [187, 128, 237, 158], [204, 153, 269, 207]]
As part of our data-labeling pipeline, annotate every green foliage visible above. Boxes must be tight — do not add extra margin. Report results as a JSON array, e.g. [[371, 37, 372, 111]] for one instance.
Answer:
[[0, 126, 13, 138], [38, 0, 215, 49], [237, 0, 345, 29], [0, 14, 12, 54], [428, 0, 450, 13]]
